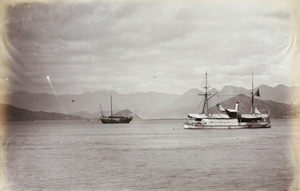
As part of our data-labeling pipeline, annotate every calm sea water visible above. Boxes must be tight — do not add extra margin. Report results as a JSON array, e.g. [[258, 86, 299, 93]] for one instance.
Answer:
[[2, 119, 295, 191]]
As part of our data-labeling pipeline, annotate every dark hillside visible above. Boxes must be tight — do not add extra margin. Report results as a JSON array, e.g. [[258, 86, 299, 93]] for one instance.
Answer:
[[209, 94, 291, 118], [113, 109, 142, 120], [1, 104, 85, 121]]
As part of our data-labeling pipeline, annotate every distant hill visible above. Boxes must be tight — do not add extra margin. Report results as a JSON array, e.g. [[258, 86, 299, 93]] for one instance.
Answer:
[[163, 88, 202, 111], [209, 94, 291, 118], [216, 84, 298, 104], [2, 84, 296, 119], [257, 84, 298, 104], [142, 94, 292, 119], [70, 109, 142, 120], [1, 104, 85, 121], [6, 90, 180, 119], [113, 109, 142, 121], [219, 85, 250, 96]]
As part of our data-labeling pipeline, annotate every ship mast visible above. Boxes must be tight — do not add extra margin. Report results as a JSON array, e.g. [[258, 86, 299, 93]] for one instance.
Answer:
[[100, 104, 104, 117], [197, 72, 218, 115], [110, 95, 113, 118], [251, 72, 254, 114], [200, 72, 210, 115]]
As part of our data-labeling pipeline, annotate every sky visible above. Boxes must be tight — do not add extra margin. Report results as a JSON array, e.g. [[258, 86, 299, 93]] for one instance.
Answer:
[[0, 0, 298, 95]]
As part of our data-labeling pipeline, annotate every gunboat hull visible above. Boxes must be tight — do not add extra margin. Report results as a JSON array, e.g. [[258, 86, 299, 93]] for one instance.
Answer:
[[184, 120, 271, 129]]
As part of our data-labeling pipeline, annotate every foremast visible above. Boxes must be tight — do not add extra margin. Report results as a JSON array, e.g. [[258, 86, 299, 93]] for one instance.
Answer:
[[100, 104, 104, 117], [110, 95, 113, 118], [251, 72, 254, 114], [198, 72, 217, 115]]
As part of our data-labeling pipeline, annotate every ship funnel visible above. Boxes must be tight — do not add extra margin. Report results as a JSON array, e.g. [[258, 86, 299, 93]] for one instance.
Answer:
[[235, 102, 239, 112]]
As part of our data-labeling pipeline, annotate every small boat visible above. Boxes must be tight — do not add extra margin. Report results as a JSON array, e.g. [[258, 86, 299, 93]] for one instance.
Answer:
[[184, 72, 271, 129], [100, 95, 133, 124]]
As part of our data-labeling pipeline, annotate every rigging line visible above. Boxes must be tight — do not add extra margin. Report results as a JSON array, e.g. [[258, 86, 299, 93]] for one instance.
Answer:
[[194, 97, 205, 113], [217, 95, 222, 103], [191, 93, 201, 113], [111, 97, 118, 115], [200, 74, 206, 88], [220, 95, 224, 103]]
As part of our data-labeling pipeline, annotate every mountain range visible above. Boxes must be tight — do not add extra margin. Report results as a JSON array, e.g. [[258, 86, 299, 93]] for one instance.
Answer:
[[1, 103, 85, 121], [210, 94, 291, 118], [2, 84, 298, 119]]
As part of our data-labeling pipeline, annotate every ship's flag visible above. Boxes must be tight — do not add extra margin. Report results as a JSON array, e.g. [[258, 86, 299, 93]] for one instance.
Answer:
[[254, 89, 260, 97]]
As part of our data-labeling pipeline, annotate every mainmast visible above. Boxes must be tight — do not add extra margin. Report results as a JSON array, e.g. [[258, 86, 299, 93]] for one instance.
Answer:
[[251, 72, 254, 114], [110, 95, 113, 118], [200, 72, 211, 115], [100, 104, 104, 117]]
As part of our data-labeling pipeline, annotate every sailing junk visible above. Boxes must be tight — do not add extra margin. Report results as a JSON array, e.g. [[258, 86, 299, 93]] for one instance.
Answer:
[[184, 73, 271, 129], [100, 96, 133, 124]]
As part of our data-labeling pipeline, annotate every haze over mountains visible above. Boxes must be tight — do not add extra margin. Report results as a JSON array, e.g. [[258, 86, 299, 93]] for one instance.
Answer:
[[3, 84, 298, 119]]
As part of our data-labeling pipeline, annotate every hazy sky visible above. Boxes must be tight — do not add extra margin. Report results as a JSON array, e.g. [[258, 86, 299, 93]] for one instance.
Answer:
[[0, 0, 297, 95]]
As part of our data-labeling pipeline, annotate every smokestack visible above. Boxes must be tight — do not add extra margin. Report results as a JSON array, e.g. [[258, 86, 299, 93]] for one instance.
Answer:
[[235, 102, 239, 111]]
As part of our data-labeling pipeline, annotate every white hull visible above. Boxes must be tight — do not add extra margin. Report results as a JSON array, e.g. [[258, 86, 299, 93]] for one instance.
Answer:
[[184, 122, 271, 129], [184, 118, 271, 129]]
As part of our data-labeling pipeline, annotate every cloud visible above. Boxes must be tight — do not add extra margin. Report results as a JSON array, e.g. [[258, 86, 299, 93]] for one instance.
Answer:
[[1, 0, 294, 95]]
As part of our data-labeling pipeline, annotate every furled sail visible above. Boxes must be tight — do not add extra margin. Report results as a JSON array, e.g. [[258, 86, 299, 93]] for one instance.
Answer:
[[217, 104, 226, 112], [254, 107, 262, 114]]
